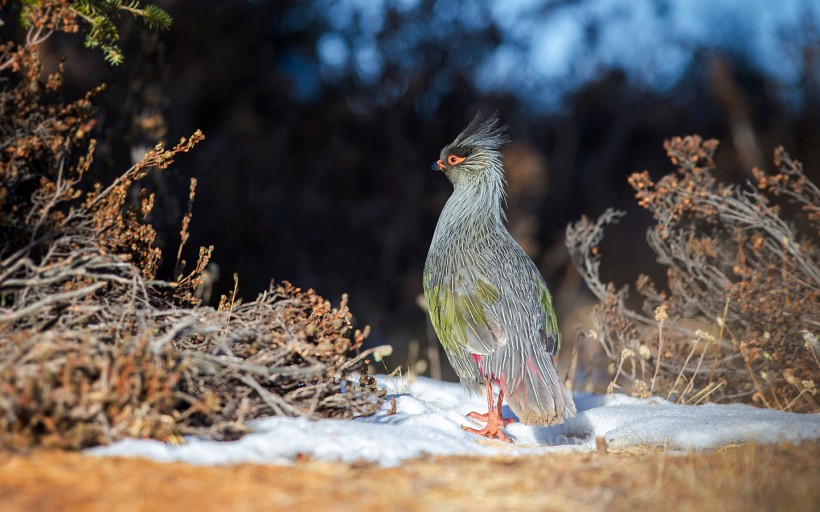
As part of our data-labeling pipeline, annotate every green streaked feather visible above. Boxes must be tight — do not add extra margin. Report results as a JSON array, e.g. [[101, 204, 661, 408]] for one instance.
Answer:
[[424, 274, 502, 355], [535, 279, 560, 351]]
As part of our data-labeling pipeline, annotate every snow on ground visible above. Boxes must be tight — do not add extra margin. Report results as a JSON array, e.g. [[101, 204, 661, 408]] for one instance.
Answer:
[[88, 376, 820, 467]]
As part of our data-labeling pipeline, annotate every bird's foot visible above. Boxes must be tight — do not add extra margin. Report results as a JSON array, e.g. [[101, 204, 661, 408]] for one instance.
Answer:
[[463, 409, 515, 442], [467, 411, 515, 425], [463, 378, 515, 442], [462, 416, 512, 443]]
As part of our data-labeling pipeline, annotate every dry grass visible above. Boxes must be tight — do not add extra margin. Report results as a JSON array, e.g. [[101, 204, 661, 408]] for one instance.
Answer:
[[0, 443, 816, 511]]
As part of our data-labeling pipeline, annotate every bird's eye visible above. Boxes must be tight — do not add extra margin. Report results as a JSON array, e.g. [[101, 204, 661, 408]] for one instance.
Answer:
[[447, 155, 465, 165]]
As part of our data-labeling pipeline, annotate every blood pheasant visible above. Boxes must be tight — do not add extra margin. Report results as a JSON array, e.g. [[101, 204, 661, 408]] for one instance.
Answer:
[[423, 112, 576, 442]]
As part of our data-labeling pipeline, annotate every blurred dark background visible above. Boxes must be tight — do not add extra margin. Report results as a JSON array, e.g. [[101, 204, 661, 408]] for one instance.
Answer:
[[33, 0, 820, 381]]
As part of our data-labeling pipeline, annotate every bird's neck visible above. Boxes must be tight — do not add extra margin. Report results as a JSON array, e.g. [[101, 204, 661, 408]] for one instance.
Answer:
[[439, 164, 508, 237]]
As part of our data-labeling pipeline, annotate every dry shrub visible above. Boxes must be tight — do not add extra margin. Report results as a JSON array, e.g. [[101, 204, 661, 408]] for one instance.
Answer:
[[0, 1, 383, 449], [0, 280, 384, 448], [567, 135, 819, 412]]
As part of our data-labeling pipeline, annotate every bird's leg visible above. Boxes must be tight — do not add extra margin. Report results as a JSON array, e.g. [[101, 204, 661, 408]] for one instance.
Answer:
[[494, 388, 515, 426], [463, 378, 514, 442], [467, 379, 515, 425], [466, 378, 495, 422]]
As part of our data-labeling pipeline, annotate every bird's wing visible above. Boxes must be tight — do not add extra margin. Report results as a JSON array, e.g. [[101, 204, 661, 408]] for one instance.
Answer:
[[531, 266, 561, 355], [425, 267, 507, 356]]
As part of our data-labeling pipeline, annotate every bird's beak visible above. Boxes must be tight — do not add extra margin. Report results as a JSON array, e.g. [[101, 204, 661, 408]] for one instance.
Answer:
[[432, 159, 444, 171]]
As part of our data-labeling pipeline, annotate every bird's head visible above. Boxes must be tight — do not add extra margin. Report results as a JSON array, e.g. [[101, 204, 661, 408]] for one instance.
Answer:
[[432, 112, 509, 187]]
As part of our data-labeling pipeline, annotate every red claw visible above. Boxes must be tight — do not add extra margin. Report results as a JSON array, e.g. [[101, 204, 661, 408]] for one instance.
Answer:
[[463, 378, 516, 443]]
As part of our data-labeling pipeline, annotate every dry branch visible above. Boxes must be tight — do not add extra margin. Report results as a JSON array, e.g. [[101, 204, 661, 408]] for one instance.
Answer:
[[567, 136, 820, 411]]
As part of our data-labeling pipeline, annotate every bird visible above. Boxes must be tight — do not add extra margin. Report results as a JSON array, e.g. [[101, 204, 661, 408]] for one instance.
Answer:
[[423, 112, 576, 442]]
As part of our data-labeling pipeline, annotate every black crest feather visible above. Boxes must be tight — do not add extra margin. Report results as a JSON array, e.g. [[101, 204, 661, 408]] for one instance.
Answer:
[[451, 111, 509, 151]]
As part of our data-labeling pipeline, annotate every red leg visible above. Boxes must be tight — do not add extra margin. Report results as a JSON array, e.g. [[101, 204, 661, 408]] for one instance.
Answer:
[[463, 378, 515, 442], [466, 379, 494, 422], [494, 389, 515, 426], [466, 381, 514, 425]]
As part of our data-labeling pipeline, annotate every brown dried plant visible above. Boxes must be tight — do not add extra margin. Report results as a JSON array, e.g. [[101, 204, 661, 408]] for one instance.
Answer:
[[567, 135, 819, 412], [0, 2, 383, 449]]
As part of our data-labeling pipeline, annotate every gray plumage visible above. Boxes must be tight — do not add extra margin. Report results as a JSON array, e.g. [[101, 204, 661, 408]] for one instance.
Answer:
[[423, 112, 576, 425]]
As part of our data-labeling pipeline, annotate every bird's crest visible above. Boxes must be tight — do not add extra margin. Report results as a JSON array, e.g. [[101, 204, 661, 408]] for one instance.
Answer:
[[451, 111, 510, 151]]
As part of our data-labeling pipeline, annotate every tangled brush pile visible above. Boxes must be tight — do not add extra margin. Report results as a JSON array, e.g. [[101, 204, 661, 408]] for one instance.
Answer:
[[0, 1, 383, 449]]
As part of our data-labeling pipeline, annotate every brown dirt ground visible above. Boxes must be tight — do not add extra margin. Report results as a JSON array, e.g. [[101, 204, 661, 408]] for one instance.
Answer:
[[0, 442, 817, 512]]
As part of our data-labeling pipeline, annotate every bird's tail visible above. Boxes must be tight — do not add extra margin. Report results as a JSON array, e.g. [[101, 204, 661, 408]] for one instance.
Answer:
[[503, 355, 576, 426]]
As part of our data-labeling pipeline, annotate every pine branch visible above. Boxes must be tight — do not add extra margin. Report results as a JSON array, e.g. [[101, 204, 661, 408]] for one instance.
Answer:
[[17, 0, 173, 65]]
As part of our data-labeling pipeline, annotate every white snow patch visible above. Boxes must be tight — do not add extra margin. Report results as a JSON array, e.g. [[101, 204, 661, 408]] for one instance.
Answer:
[[87, 376, 820, 467]]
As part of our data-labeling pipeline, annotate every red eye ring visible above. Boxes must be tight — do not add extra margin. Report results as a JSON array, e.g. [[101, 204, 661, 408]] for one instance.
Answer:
[[447, 155, 465, 165]]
